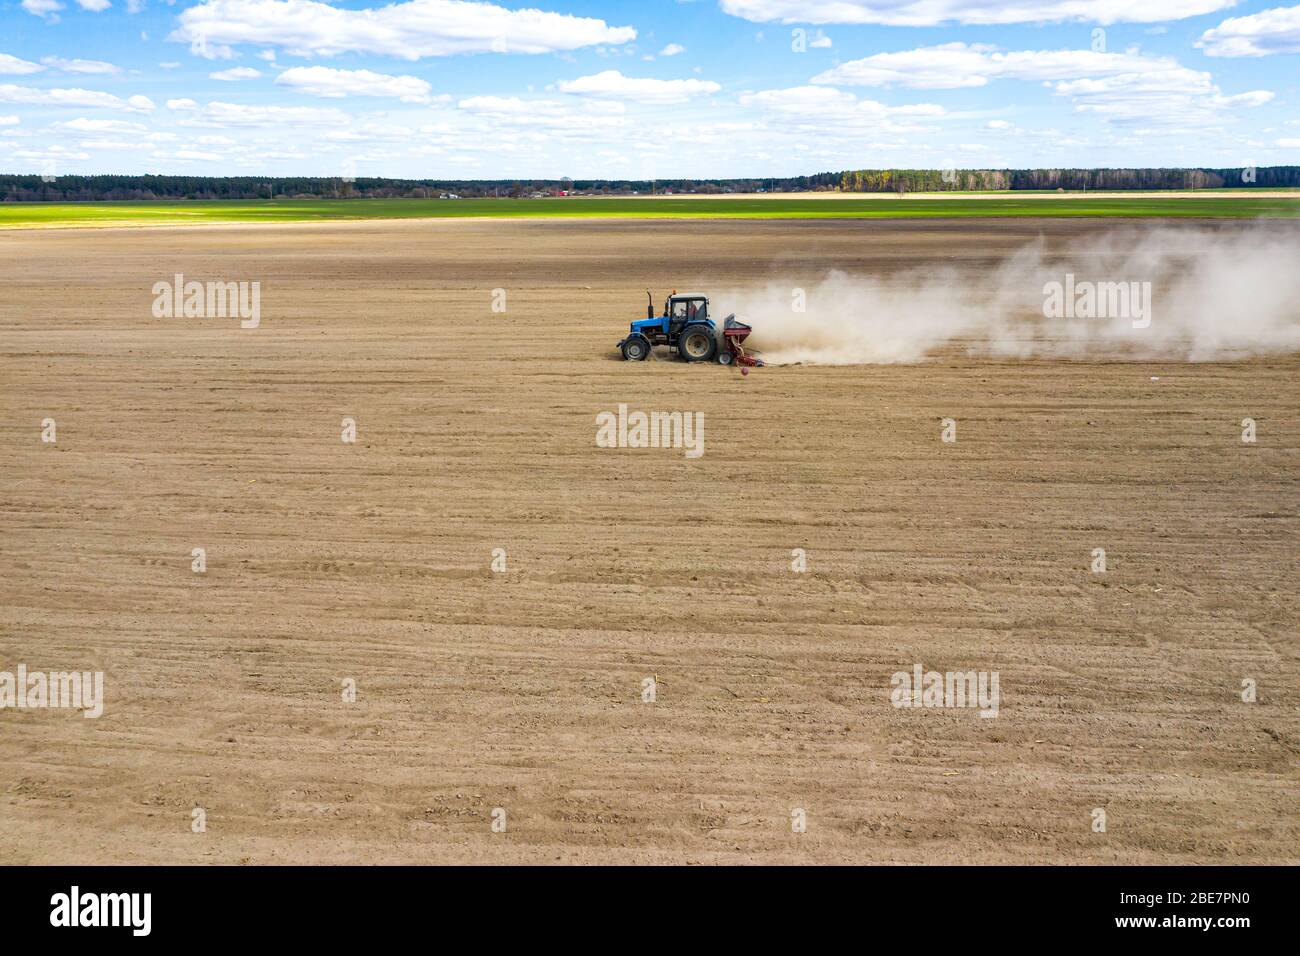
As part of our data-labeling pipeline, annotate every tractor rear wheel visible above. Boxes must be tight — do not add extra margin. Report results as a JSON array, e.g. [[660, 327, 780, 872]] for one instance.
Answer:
[[621, 336, 650, 361], [678, 325, 717, 363]]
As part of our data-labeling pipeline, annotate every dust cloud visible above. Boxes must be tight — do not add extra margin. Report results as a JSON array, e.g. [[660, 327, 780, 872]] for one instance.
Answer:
[[717, 226, 1300, 364]]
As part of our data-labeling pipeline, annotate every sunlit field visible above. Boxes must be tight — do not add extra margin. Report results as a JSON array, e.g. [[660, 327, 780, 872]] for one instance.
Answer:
[[3, 194, 1299, 227]]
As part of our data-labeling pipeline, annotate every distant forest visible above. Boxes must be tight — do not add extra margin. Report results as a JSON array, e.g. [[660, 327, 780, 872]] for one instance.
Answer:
[[0, 173, 836, 200], [839, 167, 1300, 192], [1, 167, 1297, 201]]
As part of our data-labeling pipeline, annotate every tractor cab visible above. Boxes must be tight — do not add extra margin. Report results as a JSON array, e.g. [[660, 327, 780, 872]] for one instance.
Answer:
[[664, 294, 708, 337]]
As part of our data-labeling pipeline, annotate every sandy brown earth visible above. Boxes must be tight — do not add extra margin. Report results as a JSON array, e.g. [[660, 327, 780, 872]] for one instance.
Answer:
[[1, 218, 1296, 865]]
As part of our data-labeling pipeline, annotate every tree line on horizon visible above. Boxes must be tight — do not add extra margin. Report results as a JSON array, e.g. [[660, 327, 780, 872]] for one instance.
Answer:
[[839, 167, 1300, 192], [1, 167, 1297, 201], [0, 173, 840, 201]]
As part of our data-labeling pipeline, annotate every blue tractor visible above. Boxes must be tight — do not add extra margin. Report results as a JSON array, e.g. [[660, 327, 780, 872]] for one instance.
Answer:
[[619, 291, 721, 364]]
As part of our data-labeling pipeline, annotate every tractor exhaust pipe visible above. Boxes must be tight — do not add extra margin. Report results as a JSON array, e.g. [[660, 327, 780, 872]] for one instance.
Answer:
[[645, 290, 654, 319]]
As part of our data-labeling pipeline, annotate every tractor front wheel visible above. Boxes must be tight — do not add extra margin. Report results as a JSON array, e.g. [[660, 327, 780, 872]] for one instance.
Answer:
[[678, 325, 717, 363], [621, 335, 651, 361]]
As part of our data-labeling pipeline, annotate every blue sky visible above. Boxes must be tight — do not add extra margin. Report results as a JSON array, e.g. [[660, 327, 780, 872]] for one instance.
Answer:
[[2, 0, 1299, 179]]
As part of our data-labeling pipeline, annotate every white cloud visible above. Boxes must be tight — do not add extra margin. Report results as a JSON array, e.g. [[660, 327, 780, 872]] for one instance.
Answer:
[[76, 0, 112, 9], [459, 95, 553, 114], [42, 56, 122, 75], [128, 0, 145, 11], [191, 41, 237, 61], [1051, 69, 1273, 123], [54, 117, 148, 132], [176, 100, 352, 127], [0, 84, 154, 112], [78, 139, 139, 149], [809, 31, 833, 48], [0, 115, 19, 125], [458, 95, 625, 130], [15, 146, 91, 161], [813, 43, 1182, 89], [1198, 6, 1300, 57], [210, 67, 263, 80], [21, 0, 64, 18], [1278, 138, 1300, 147], [167, 98, 200, 110], [275, 66, 432, 103], [809, 41, 1273, 126], [986, 119, 1013, 129], [719, 0, 1237, 27], [160, 62, 182, 70], [0, 54, 45, 76], [171, 0, 636, 59], [739, 86, 945, 134], [659, 43, 685, 57], [555, 70, 721, 103]]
